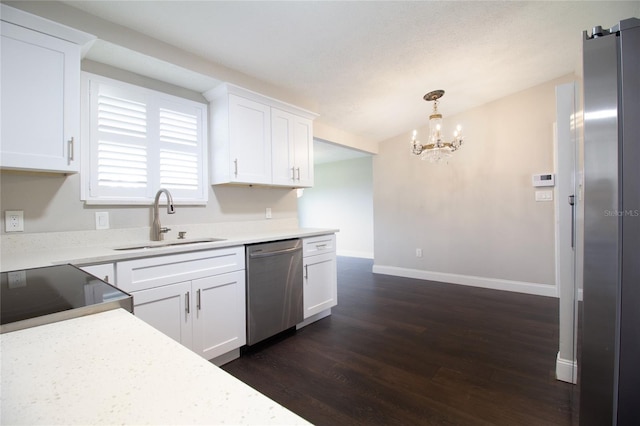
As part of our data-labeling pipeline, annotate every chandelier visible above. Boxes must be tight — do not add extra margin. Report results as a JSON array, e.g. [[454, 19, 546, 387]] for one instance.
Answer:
[[410, 90, 464, 163]]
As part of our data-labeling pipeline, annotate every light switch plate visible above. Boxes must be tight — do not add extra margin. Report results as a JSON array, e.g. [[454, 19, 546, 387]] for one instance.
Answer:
[[535, 190, 553, 202], [95, 212, 110, 230]]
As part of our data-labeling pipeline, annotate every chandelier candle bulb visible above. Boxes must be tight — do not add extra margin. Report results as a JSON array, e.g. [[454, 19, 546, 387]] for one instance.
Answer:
[[410, 90, 466, 163]]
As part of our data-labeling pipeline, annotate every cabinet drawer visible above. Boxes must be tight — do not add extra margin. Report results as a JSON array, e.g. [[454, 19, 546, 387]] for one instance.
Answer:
[[117, 247, 244, 293], [303, 234, 336, 257]]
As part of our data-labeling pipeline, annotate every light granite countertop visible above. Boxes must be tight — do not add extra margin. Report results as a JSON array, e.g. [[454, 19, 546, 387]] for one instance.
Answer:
[[0, 226, 338, 272], [0, 309, 310, 425]]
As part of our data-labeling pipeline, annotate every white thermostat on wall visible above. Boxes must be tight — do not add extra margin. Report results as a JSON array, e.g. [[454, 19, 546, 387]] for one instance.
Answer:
[[532, 173, 555, 187]]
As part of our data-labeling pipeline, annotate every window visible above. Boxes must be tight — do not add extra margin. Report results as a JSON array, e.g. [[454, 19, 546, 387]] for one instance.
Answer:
[[81, 73, 208, 205]]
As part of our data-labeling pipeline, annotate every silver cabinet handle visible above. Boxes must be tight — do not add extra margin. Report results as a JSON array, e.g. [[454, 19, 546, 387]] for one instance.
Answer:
[[304, 264, 308, 279], [68, 137, 75, 161], [291, 167, 296, 180], [296, 167, 301, 181], [233, 158, 238, 177], [197, 289, 201, 311], [185, 291, 190, 314], [316, 243, 328, 249]]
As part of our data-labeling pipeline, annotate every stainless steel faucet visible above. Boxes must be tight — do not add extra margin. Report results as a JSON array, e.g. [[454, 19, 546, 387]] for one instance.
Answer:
[[151, 188, 175, 241]]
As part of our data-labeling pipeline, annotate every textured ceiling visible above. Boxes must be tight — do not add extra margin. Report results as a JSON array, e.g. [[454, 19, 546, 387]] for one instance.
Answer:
[[61, 0, 639, 146]]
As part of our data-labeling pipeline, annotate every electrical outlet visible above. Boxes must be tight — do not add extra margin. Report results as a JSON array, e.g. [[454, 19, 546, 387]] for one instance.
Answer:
[[266, 208, 272, 219], [416, 248, 423, 258], [5, 210, 24, 232], [7, 271, 27, 289]]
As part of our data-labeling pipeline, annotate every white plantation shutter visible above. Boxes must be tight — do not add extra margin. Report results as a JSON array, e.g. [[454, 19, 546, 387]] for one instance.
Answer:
[[158, 105, 200, 193], [82, 73, 207, 204], [97, 91, 148, 191]]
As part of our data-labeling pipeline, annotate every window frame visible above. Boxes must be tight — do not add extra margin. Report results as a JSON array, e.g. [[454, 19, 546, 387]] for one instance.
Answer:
[[81, 72, 208, 205]]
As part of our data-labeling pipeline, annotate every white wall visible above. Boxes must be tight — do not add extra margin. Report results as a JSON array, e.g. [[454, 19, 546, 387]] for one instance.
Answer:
[[298, 157, 374, 258], [373, 75, 576, 296], [0, 170, 299, 234]]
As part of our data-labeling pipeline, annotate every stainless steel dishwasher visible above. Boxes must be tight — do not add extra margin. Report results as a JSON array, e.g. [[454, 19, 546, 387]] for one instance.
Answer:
[[245, 239, 303, 345]]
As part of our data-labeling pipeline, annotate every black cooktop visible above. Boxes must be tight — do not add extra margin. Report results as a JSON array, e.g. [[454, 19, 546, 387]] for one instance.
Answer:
[[1, 264, 132, 333]]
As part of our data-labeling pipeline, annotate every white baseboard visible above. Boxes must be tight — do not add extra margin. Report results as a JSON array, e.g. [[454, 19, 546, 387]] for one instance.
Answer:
[[372, 264, 558, 297], [556, 351, 578, 384]]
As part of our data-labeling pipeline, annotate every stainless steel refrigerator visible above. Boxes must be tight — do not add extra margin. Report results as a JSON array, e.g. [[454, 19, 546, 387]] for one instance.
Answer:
[[581, 17, 640, 426]]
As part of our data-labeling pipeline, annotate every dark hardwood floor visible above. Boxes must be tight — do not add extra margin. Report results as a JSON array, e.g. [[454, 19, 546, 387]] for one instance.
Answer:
[[222, 257, 577, 425]]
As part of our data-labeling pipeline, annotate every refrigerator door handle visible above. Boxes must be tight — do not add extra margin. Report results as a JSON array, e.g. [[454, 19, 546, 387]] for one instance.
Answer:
[[568, 195, 575, 248]]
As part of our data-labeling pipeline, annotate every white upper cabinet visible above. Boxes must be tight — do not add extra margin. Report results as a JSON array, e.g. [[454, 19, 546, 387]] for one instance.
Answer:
[[0, 5, 94, 173], [204, 83, 317, 188], [271, 108, 314, 187], [226, 95, 272, 185]]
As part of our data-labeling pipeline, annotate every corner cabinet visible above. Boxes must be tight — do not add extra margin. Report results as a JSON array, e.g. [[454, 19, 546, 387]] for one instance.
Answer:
[[302, 234, 337, 319], [0, 5, 94, 173], [115, 247, 246, 364], [204, 83, 317, 188]]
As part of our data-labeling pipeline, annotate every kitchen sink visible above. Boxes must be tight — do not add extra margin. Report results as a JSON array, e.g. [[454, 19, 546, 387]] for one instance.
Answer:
[[114, 238, 226, 251]]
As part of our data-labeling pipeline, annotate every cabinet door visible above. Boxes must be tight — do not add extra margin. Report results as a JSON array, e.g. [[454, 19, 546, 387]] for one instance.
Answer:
[[292, 115, 314, 187], [0, 22, 80, 173], [132, 281, 193, 349], [303, 252, 337, 318], [192, 270, 246, 360], [228, 94, 271, 184], [271, 108, 314, 187], [271, 108, 295, 186]]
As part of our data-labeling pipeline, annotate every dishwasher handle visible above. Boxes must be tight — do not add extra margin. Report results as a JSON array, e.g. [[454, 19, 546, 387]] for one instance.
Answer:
[[248, 245, 301, 259]]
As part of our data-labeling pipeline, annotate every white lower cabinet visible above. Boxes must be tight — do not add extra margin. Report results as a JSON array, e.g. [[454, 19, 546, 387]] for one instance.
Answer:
[[302, 235, 337, 319], [191, 271, 245, 360], [116, 247, 246, 363], [132, 281, 193, 349]]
